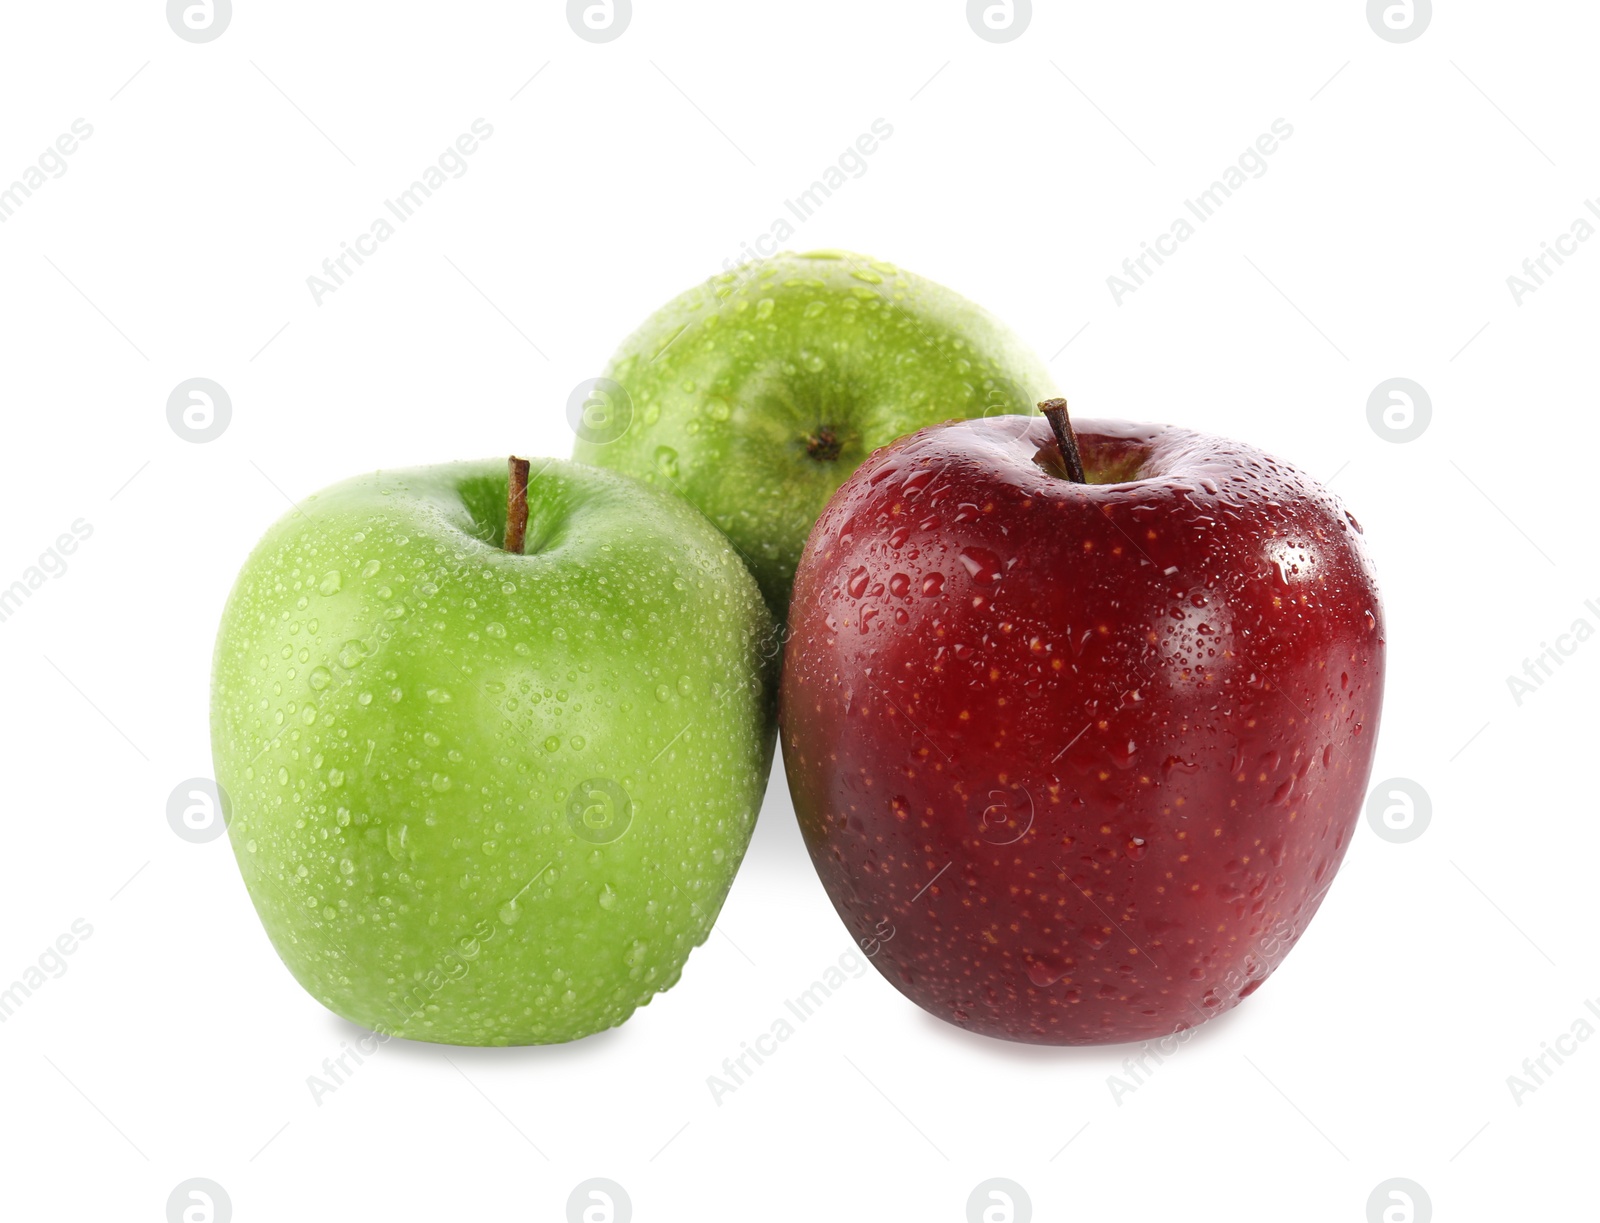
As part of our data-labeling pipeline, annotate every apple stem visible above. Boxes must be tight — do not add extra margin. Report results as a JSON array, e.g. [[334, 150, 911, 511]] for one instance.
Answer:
[[505, 456, 531, 554], [1038, 399, 1087, 484]]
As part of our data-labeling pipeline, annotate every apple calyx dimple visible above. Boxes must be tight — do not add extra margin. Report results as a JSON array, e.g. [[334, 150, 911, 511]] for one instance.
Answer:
[[805, 427, 844, 463], [1037, 399, 1087, 485], [505, 455, 530, 554]]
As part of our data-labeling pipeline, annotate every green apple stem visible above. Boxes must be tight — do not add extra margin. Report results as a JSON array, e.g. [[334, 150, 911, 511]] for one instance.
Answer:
[[1038, 399, 1087, 485], [505, 456, 531, 554]]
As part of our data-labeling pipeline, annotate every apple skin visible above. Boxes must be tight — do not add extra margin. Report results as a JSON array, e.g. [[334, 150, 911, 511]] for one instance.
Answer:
[[573, 250, 1054, 618], [780, 416, 1385, 1044], [211, 459, 777, 1045]]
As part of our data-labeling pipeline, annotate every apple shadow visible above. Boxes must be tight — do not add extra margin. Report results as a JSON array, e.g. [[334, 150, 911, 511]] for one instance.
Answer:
[[908, 990, 1255, 1067], [321, 1011, 630, 1066], [737, 740, 816, 881]]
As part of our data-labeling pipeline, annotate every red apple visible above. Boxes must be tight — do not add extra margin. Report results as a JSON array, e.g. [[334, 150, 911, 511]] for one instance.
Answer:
[[779, 407, 1385, 1044]]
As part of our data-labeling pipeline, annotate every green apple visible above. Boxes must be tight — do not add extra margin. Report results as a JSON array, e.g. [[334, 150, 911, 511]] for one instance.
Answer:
[[210, 458, 777, 1045], [572, 250, 1055, 616]]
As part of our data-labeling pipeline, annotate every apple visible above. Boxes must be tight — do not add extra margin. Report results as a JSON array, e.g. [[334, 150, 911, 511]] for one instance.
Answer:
[[572, 250, 1055, 617], [780, 404, 1385, 1044], [211, 457, 778, 1045]]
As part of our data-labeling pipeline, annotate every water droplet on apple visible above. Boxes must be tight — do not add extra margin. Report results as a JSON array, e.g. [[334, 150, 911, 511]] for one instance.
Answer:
[[847, 568, 870, 599], [1027, 958, 1068, 987], [485, 622, 506, 638], [309, 666, 332, 690], [922, 573, 945, 597], [386, 823, 408, 860], [655, 683, 671, 702], [543, 736, 560, 753], [958, 547, 1003, 584], [337, 641, 364, 668], [654, 445, 679, 479], [318, 570, 342, 596], [339, 857, 355, 875], [598, 885, 618, 910], [498, 899, 521, 925], [888, 573, 911, 599], [431, 773, 452, 792], [426, 688, 452, 704]]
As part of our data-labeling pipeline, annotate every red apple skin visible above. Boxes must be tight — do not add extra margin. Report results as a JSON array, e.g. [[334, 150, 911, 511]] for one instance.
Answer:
[[780, 415, 1385, 1044]]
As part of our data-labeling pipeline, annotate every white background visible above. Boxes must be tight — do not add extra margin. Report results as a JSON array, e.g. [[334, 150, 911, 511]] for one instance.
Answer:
[[1, 2, 1595, 1220]]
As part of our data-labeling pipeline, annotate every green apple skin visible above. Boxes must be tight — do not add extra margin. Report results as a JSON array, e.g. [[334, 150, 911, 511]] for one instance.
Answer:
[[573, 250, 1055, 617], [210, 459, 777, 1045]]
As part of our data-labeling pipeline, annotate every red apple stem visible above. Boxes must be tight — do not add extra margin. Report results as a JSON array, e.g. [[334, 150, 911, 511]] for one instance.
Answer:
[[1038, 399, 1087, 484], [505, 456, 531, 553]]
